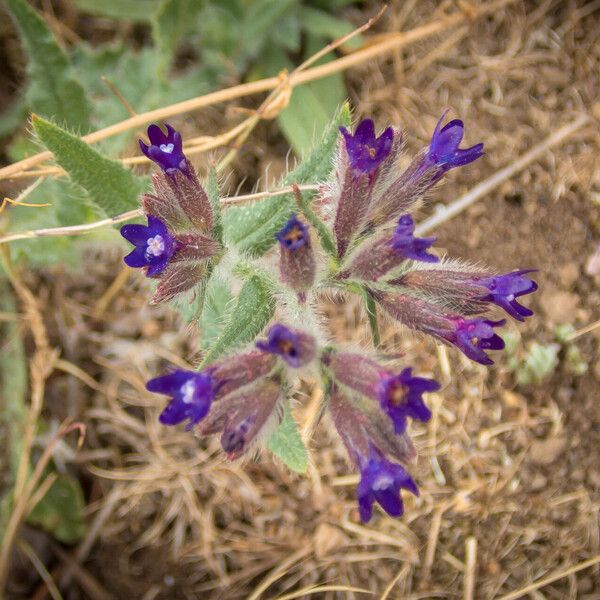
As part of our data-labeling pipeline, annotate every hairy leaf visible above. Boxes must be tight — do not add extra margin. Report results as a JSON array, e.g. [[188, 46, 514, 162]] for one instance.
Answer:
[[199, 277, 234, 349], [200, 276, 275, 365], [222, 102, 350, 257], [267, 403, 308, 474], [5, 0, 91, 132], [27, 474, 86, 544], [32, 115, 146, 216]]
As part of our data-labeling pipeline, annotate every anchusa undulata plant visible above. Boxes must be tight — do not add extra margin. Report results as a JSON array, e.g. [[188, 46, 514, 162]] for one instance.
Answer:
[[123, 109, 537, 522]]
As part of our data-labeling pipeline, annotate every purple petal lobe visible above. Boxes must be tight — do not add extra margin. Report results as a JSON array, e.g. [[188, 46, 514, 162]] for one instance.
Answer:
[[357, 448, 419, 522], [391, 214, 438, 263], [478, 269, 537, 321], [147, 369, 215, 429], [276, 214, 310, 251], [427, 113, 483, 174], [140, 123, 187, 174], [256, 323, 316, 368], [452, 318, 506, 365], [341, 118, 394, 175], [120, 215, 175, 277]]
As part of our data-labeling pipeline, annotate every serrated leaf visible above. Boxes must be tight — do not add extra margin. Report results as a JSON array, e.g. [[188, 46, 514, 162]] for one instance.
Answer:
[[72, 0, 161, 21], [200, 276, 275, 365], [5, 0, 91, 132], [199, 277, 234, 349], [222, 103, 350, 256], [267, 402, 308, 474], [32, 115, 146, 216], [27, 474, 86, 544]]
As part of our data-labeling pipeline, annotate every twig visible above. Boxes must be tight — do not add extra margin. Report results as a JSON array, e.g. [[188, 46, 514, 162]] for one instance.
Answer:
[[463, 537, 478, 600], [415, 114, 592, 235], [0, 0, 519, 182], [0, 184, 320, 245], [17, 539, 64, 600], [566, 318, 600, 341], [497, 554, 600, 600], [101, 76, 137, 117]]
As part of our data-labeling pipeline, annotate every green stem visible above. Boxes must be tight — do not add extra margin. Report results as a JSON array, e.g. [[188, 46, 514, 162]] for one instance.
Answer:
[[363, 290, 381, 348]]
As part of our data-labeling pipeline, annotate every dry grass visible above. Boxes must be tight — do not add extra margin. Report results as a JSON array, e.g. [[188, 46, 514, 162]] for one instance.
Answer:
[[3, 0, 600, 598]]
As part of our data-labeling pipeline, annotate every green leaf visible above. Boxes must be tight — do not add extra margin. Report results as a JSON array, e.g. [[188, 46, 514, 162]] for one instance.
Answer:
[[27, 474, 86, 544], [299, 6, 362, 49], [0, 281, 28, 479], [32, 115, 146, 216], [0, 95, 27, 139], [200, 276, 275, 366], [222, 102, 350, 256], [4, 0, 91, 132], [267, 402, 308, 474], [278, 35, 347, 155], [71, 0, 161, 21], [152, 0, 203, 76], [517, 342, 560, 386], [199, 276, 234, 349]]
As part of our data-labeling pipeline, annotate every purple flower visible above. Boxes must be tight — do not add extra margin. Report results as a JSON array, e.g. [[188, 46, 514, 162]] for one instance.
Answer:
[[477, 270, 537, 321], [277, 215, 316, 299], [146, 370, 215, 429], [378, 368, 440, 434], [449, 318, 506, 365], [357, 447, 419, 522], [276, 214, 310, 251], [139, 124, 187, 174], [391, 214, 438, 263], [427, 113, 484, 174], [340, 119, 394, 175], [120, 215, 175, 277], [256, 324, 316, 368]]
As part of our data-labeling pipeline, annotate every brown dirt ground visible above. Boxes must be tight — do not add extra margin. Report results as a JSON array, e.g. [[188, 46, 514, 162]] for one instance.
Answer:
[[2, 0, 600, 599]]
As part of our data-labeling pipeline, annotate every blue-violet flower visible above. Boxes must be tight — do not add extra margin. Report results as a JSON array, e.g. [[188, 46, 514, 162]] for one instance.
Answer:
[[256, 323, 317, 368], [477, 270, 538, 321], [340, 119, 394, 175], [357, 447, 419, 522], [139, 123, 187, 175], [121, 215, 175, 277], [427, 113, 484, 174], [391, 214, 438, 263], [146, 370, 215, 429]]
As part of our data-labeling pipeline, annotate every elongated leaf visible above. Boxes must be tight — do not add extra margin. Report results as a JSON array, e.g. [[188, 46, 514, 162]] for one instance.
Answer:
[[267, 403, 308, 474], [32, 115, 146, 216], [200, 276, 274, 365], [199, 277, 234, 349], [72, 0, 160, 21], [298, 6, 362, 49], [222, 102, 351, 256], [27, 474, 86, 544], [5, 0, 91, 132]]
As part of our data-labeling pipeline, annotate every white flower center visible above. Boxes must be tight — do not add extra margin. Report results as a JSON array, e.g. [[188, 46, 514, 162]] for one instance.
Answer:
[[506, 293, 515, 301], [159, 143, 174, 154], [180, 380, 196, 404], [372, 473, 394, 491], [146, 235, 165, 257]]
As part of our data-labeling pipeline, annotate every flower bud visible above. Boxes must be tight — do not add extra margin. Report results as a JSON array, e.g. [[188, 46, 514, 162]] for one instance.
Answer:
[[256, 323, 317, 368], [277, 215, 316, 299]]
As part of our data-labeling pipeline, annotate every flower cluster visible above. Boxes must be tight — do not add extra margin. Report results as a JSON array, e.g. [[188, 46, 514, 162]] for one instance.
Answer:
[[124, 115, 537, 523]]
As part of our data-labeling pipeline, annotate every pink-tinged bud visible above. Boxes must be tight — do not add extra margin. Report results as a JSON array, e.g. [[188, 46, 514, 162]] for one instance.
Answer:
[[276, 215, 316, 298], [394, 267, 537, 321], [329, 352, 439, 434], [333, 120, 394, 257], [329, 385, 418, 522], [150, 262, 208, 304], [164, 166, 214, 232], [197, 378, 281, 459], [373, 289, 506, 365], [256, 323, 317, 368], [171, 233, 222, 262], [209, 351, 277, 399]]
